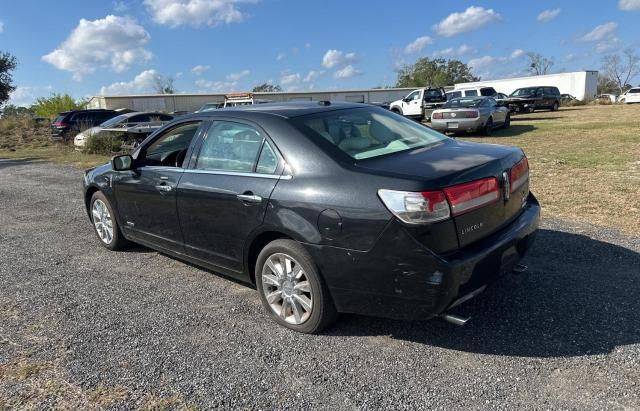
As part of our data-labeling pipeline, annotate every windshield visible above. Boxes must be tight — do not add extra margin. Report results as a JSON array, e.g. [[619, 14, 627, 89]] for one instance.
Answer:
[[444, 98, 482, 108], [294, 107, 447, 160], [100, 114, 128, 127], [510, 88, 538, 96]]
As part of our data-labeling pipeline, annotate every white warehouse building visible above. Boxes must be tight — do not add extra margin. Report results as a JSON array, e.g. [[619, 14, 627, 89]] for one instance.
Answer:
[[86, 88, 416, 113], [455, 71, 598, 101]]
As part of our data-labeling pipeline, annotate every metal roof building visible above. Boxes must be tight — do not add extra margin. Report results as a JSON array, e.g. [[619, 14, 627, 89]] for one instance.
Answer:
[[86, 88, 416, 112]]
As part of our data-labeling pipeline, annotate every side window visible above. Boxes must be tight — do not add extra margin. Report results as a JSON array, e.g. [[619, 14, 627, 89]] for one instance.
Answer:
[[144, 122, 201, 167], [465, 90, 478, 97], [405, 91, 419, 101], [447, 91, 462, 99], [480, 88, 495, 96], [196, 121, 264, 173], [128, 114, 149, 124], [256, 141, 279, 174]]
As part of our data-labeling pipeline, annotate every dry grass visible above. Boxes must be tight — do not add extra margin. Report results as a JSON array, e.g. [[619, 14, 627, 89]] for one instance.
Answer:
[[459, 104, 640, 235], [0, 118, 109, 169]]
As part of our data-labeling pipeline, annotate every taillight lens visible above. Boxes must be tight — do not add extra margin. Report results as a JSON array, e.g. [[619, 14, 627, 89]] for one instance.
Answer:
[[432, 112, 443, 119], [510, 157, 529, 192], [461, 110, 479, 118], [53, 122, 66, 127], [378, 189, 450, 224], [443, 177, 500, 216]]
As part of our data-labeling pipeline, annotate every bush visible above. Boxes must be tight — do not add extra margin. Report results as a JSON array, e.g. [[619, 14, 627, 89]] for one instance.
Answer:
[[83, 134, 123, 155], [563, 99, 587, 107]]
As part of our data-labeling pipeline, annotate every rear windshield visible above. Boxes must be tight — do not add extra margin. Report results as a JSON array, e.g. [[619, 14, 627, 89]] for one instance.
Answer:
[[53, 114, 67, 124], [444, 98, 482, 108], [294, 107, 447, 160], [424, 89, 443, 97]]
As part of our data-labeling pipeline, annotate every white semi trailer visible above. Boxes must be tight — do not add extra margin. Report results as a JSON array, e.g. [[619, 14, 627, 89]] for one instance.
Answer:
[[454, 71, 598, 101]]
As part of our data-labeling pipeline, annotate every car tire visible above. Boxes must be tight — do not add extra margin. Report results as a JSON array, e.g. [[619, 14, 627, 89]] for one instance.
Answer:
[[551, 101, 559, 111], [391, 107, 403, 116], [482, 117, 494, 136], [503, 114, 511, 129], [256, 239, 338, 334], [90, 191, 128, 251]]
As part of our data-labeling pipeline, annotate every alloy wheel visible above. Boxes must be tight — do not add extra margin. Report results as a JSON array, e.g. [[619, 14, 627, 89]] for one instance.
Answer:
[[261, 253, 313, 325], [92, 199, 114, 245]]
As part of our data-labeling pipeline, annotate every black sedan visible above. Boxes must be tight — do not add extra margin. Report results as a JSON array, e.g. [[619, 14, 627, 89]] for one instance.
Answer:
[[82, 102, 540, 333]]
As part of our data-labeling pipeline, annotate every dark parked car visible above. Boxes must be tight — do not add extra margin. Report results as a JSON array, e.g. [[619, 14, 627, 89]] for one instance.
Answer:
[[506, 86, 561, 113], [82, 102, 540, 333], [51, 109, 119, 140]]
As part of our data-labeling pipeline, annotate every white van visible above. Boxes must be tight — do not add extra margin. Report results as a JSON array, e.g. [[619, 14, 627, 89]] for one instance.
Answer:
[[619, 87, 640, 104], [446, 86, 497, 100]]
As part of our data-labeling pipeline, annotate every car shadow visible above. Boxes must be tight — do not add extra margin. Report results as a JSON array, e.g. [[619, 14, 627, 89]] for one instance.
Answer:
[[328, 229, 640, 358], [488, 125, 536, 137], [511, 116, 563, 121]]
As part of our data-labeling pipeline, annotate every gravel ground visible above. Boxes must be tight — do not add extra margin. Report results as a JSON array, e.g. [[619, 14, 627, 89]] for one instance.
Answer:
[[1, 159, 639, 410]]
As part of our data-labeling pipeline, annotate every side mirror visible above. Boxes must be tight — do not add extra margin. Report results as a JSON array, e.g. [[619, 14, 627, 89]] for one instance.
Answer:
[[111, 154, 134, 171]]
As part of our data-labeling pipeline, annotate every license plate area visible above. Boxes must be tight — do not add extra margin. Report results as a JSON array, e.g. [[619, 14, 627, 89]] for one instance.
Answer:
[[447, 122, 459, 129]]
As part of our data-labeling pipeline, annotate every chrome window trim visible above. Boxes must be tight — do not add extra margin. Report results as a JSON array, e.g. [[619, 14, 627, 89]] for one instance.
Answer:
[[182, 168, 289, 180]]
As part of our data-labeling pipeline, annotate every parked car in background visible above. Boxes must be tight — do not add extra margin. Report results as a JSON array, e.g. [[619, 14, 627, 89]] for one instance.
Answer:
[[195, 103, 224, 113], [596, 94, 618, 104], [74, 112, 173, 149], [617, 88, 640, 103], [51, 109, 119, 140], [506, 86, 561, 113], [389, 87, 447, 121], [431, 96, 510, 136], [83, 101, 539, 333], [560, 93, 577, 102], [449, 86, 498, 99]]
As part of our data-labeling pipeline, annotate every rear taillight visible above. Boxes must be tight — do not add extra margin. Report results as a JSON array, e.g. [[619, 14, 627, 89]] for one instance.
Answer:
[[53, 122, 66, 127], [510, 157, 529, 192], [432, 112, 443, 119], [378, 189, 450, 224], [461, 110, 479, 118], [443, 177, 500, 216]]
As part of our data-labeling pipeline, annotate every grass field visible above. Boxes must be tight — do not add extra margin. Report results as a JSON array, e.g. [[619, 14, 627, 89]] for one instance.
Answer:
[[1, 104, 639, 234]]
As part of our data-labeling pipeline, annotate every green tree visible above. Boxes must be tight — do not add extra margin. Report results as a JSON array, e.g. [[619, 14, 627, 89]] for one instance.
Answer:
[[0, 51, 18, 107], [395, 58, 479, 88], [252, 83, 283, 92], [1, 104, 33, 118], [31, 93, 85, 119]]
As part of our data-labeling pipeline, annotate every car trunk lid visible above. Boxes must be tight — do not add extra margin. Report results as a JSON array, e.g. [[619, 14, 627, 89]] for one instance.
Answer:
[[358, 139, 529, 248]]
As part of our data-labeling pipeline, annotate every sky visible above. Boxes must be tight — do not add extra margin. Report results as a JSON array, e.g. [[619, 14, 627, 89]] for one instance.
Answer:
[[2, 0, 640, 106]]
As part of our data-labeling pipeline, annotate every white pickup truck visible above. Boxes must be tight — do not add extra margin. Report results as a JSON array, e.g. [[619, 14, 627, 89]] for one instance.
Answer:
[[389, 87, 447, 121]]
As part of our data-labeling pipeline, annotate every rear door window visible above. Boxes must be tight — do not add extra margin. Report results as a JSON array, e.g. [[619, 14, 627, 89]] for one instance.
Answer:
[[196, 121, 265, 173], [480, 87, 496, 96], [446, 91, 462, 99]]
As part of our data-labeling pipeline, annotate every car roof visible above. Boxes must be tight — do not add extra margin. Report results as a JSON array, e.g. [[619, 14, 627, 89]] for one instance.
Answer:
[[116, 111, 172, 118], [184, 101, 368, 119]]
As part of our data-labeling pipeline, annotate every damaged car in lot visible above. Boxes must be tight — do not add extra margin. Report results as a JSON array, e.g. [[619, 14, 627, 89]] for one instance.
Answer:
[[431, 96, 511, 136], [83, 102, 540, 333]]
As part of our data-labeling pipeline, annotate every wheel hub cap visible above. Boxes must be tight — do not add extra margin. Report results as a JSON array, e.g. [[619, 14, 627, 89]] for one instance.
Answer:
[[92, 199, 114, 245], [261, 253, 313, 325]]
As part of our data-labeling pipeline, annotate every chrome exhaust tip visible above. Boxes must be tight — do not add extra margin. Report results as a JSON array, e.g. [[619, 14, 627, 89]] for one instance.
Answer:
[[440, 313, 471, 326]]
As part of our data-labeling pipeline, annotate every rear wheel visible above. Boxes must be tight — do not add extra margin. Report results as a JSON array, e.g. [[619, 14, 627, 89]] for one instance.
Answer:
[[90, 191, 128, 251], [503, 114, 511, 129], [482, 117, 494, 136], [256, 240, 337, 334]]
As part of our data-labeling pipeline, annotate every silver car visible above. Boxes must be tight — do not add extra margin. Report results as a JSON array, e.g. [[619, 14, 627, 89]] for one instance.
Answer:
[[431, 96, 510, 136]]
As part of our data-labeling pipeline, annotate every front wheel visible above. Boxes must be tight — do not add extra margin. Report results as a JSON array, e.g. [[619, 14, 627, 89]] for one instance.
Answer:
[[256, 239, 337, 333], [90, 191, 128, 251]]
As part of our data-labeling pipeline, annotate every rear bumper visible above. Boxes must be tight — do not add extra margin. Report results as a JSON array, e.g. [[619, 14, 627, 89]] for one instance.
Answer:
[[431, 118, 483, 132], [307, 193, 541, 320]]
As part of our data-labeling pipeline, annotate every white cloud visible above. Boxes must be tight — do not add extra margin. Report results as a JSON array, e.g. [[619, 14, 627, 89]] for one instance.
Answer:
[[195, 78, 239, 92], [434, 6, 501, 37], [619, 0, 640, 10], [579, 22, 620, 53], [143, 0, 257, 27], [303, 70, 324, 83], [99, 69, 161, 95], [404, 36, 433, 54], [322, 49, 357, 69], [537, 8, 561, 23], [468, 56, 495, 72], [280, 72, 301, 86], [8, 86, 35, 106], [191, 64, 211, 75], [226, 69, 249, 81], [334, 65, 362, 79], [510, 49, 525, 59], [433, 44, 475, 57], [42, 15, 151, 81], [276, 52, 286, 61], [304, 42, 311, 48], [113, 1, 129, 11], [580, 22, 618, 42]]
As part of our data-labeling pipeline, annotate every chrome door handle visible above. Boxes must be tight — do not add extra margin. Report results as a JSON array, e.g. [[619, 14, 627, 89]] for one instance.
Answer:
[[155, 184, 173, 192], [237, 194, 262, 203]]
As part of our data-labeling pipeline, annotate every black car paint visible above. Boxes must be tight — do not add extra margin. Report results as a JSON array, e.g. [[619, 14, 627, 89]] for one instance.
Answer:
[[51, 109, 119, 140], [83, 102, 540, 320], [506, 86, 561, 112]]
